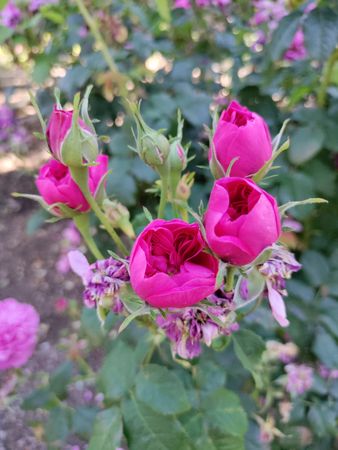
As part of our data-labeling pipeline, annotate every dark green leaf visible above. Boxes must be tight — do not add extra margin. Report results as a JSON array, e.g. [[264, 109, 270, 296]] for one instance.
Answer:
[[97, 341, 137, 400], [88, 407, 123, 450], [136, 364, 191, 415], [72, 406, 98, 440], [201, 388, 248, 437], [195, 360, 226, 394], [122, 395, 192, 450], [313, 328, 338, 369], [268, 12, 302, 61], [289, 125, 325, 165], [307, 403, 337, 437], [304, 8, 338, 61], [49, 361, 73, 398], [233, 329, 265, 386], [45, 406, 71, 443], [22, 387, 56, 410], [301, 250, 330, 286]]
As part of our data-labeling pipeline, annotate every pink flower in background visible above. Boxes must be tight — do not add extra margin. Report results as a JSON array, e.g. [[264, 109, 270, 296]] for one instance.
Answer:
[[284, 29, 307, 61], [260, 245, 301, 327], [46, 105, 94, 163], [0, 1, 22, 29], [130, 219, 218, 308], [36, 154, 108, 214], [174, 0, 191, 8], [285, 364, 313, 395], [0, 298, 39, 370], [54, 297, 69, 313], [211, 101, 272, 177], [69, 250, 129, 312], [56, 222, 82, 274], [205, 177, 281, 265], [29, 0, 58, 12], [318, 365, 338, 380]]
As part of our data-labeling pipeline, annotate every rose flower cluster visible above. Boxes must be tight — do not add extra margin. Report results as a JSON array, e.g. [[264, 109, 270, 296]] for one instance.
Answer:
[[14, 94, 316, 361]]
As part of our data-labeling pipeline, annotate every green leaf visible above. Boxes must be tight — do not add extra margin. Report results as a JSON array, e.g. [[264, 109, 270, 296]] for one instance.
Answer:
[[26, 209, 50, 234], [155, 0, 171, 23], [118, 305, 150, 333], [233, 329, 265, 387], [49, 361, 73, 398], [307, 403, 337, 437], [201, 388, 248, 437], [304, 8, 338, 61], [87, 407, 123, 450], [195, 360, 226, 394], [122, 395, 192, 450], [313, 328, 338, 369], [279, 198, 327, 216], [301, 250, 330, 286], [72, 406, 98, 440], [40, 6, 65, 24], [45, 406, 71, 443], [135, 364, 191, 415], [234, 269, 265, 309], [268, 11, 303, 61], [0, 25, 13, 44], [22, 387, 56, 410], [289, 125, 325, 164], [97, 341, 137, 400], [80, 308, 105, 346]]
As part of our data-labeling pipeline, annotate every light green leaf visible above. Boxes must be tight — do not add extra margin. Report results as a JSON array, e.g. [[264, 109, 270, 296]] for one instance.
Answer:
[[135, 364, 191, 415], [88, 407, 123, 450], [155, 0, 171, 23], [279, 197, 327, 216], [234, 269, 265, 309]]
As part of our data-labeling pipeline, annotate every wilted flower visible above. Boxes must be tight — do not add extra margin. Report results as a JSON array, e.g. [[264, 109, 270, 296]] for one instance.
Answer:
[[318, 365, 338, 380], [68, 250, 129, 313], [259, 245, 301, 327], [284, 29, 307, 61], [256, 415, 284, 444], [285, 363, 313, 395], [0, 1, 22, 29], [157, 290, 238, 359], [279, 400, 292, 423], [0, 298, 39, 370], [265, 340, 299, 363]]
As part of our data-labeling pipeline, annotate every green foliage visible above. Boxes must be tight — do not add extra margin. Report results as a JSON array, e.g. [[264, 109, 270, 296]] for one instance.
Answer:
[[88, 407, 123, 450]]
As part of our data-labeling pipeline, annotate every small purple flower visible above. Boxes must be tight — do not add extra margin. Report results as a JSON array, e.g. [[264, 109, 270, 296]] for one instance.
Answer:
[[259, 245, 301, 327], [319, 365, 338, 380], [0, 1, 22, 29], [68, 250, 129, 313], [157, 289, 238, 359], [285, 363, 313, 395], [174, 0, 191, 8]]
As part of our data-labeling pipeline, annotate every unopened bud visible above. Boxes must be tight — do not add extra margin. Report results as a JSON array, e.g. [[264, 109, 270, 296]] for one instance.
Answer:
[[103, 199, 135, 238], [176, 172, 194, 201]]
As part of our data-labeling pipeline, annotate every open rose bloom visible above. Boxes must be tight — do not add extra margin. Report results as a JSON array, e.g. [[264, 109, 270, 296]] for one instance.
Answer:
[[130, 219, 219, 308]]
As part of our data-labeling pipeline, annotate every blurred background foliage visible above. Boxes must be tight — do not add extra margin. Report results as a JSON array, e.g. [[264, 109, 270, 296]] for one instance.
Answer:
[[1, 0, 338, 448]]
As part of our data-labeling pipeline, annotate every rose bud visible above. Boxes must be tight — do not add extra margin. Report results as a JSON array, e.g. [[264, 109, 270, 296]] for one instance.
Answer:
[[46, 103, 99, 167], [130, 219, 218, 308], [103, 199, 135, 238], [204, 177, 281, 265], [36, 154, 108, 216], [210, 101, 272, 177], [130, 102, 170, 170], [0, 298, 40, 370]]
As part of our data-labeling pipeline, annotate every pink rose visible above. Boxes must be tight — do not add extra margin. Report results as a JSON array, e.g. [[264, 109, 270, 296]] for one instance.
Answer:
[[46, 105, 96, 163], [211, 101, 272, 177], [36, 154, 108, 214], [204, 177, 281, 265], [130, 219, 218, 308], [0, 298, 40, 370]]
